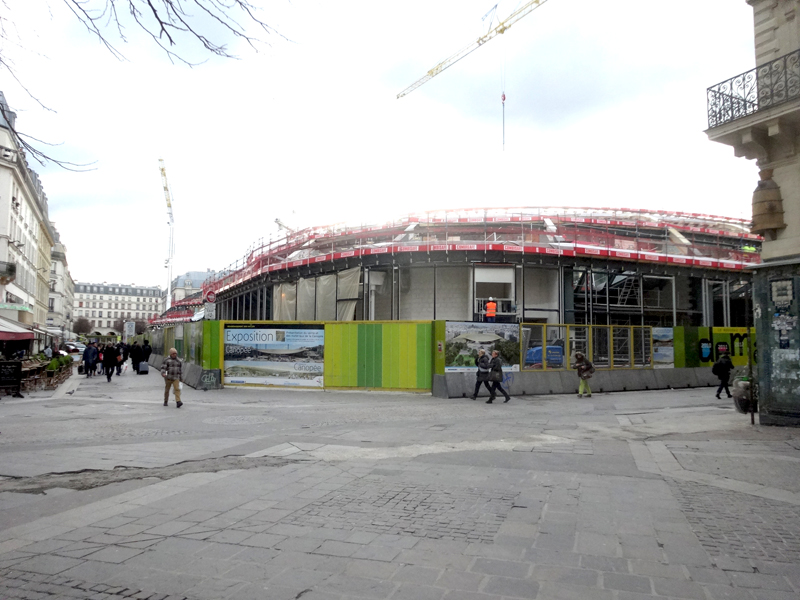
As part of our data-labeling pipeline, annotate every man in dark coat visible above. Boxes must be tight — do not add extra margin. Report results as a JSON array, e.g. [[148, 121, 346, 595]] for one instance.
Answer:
[[713, 353, 734, 399], [83, 342, 98, 378], [470, 349, 492, 400], [129, 341, 143, 374], [102, 344, 120, 382], [142, 340, 152, 364]]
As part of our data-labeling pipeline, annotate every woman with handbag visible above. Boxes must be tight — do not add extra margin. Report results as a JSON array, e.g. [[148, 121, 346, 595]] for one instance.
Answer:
[[470, 349, 492, 400], [574, 352, 594, 398], [487, 350, 511, 404]]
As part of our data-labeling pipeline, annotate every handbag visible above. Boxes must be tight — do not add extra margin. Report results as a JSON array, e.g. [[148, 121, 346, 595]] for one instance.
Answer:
[[489, 369, 502, 382]]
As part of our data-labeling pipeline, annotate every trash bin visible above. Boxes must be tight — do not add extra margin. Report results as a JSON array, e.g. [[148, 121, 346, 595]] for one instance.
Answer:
[[731, 376, 757, 414]]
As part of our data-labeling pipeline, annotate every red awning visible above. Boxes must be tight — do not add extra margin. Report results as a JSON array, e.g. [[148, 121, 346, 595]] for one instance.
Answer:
[[0, 318, 33, 341]]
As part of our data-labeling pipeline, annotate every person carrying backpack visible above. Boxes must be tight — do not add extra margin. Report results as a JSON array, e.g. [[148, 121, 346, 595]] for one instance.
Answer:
[[575, 352, 594, 398], [712, 352, 734, 399]]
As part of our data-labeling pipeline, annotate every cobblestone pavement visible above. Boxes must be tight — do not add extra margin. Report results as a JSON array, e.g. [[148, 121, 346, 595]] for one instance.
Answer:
[[670, 478, 800, 565], [283, 480, 518, 542], [0, 367, 799, 599]]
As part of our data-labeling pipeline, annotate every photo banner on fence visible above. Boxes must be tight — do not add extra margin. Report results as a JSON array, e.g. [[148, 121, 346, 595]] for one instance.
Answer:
[[223, 323, 325, 387], [652, 327, 674, 369], [444, 321, 520, 372]]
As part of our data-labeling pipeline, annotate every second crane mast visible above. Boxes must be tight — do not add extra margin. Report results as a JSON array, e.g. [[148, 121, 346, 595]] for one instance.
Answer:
[[159, 158, 175, 310]]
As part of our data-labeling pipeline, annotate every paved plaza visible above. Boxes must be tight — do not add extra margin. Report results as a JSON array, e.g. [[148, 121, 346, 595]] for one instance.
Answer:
[[0, 368, 798, 599]]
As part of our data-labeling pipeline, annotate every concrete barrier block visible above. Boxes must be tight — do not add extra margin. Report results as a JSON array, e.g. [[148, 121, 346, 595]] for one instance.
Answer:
[[509, 371, 561, 396], [693, 367, 718, 387], [432, 374, 449, 398], [612, 369, 654, 392], [437, 366, 725, 398], [446, 373, 472, 398], [654, 368, 699, 389], [585, 370, 610, 393]]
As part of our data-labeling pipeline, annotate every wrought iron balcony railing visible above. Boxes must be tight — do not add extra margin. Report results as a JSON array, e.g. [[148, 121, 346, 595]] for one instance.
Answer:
[[707, 49, 800, 128]]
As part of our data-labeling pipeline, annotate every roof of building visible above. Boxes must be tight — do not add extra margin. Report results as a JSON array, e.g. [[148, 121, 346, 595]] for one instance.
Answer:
[[203, 207, 762, 297]]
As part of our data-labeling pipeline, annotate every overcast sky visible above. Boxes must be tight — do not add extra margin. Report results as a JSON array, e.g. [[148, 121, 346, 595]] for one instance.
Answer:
[[3, 0, 757, 289]]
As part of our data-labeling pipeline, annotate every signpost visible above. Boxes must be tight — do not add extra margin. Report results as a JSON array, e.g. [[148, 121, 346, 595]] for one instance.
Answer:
[[204, 302, 216, 320], [123, 321, 136, 342]]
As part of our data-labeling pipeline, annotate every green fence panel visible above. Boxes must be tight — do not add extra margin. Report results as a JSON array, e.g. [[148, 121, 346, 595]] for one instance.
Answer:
[[324, 323, 359, 387], [358, 323, 383, 388], [202, 321, 221, 370], [416, 322, 433, 389]]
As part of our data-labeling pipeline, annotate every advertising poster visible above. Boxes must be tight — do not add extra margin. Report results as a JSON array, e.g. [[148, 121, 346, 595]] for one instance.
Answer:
[[701, 327, 752, 367], [652, 327, 674, 368], [444, 321, 520, 372], [223, 323, 324, 387]]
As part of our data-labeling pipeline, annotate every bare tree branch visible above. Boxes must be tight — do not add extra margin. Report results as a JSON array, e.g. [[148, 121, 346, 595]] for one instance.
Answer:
[[0, 0, 287, 169], [0, 103, 96, 171]]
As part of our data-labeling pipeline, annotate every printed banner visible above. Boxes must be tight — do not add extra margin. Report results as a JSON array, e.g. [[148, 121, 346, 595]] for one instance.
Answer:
[[223, 323, 324, 387], [652, 327, 674, 368], [444, 321, 520, 372]]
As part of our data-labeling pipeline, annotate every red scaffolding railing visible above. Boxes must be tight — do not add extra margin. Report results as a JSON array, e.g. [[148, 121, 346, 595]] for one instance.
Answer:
[[202, 207, 761, 297]]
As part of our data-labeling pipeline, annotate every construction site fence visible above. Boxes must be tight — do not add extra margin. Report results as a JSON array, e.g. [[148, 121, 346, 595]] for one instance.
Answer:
[[520, 324, 653, 371]]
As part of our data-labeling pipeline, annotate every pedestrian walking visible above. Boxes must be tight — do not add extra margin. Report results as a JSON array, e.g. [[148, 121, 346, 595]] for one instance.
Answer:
[[486, 350, 511, 404], [83, 342, 98, 378], [470, 348, 492, 400], [712, 352, 734, 399], [129, 341, 143, 374], [115, 342, 125, 375], [574, 352, 594, 398], [97, 344, 105, 376], [161, 347, 183, 408], [142, 340, 152, 365], [102, 343, 120, 382]]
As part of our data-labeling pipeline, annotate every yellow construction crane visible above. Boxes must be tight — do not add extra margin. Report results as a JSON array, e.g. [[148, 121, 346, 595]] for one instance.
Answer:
[[159, 158, 175, 309], [397, 0, 552, 99]]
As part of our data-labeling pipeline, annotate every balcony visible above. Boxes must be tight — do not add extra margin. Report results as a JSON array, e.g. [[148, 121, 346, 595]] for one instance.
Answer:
[[707, 49, 800, 129]]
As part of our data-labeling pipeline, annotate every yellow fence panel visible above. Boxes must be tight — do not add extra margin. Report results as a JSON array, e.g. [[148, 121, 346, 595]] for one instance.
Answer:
[[521, 323, 652, 371]]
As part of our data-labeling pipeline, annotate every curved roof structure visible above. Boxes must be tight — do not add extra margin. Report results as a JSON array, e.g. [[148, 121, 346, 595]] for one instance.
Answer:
[[203, 207, 760, 298]]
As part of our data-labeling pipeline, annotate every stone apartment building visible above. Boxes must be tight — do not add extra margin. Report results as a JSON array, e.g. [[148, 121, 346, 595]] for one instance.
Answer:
[[0, 91, 58, 351], [47, 230, 75, 341], [74, 283, 164, 336], [706, 0, 800, 425], [167, 270, 216, 305]]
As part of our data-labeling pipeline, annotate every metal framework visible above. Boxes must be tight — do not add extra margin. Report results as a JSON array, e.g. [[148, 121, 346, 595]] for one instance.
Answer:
[[203, 207, 761, 300], [707, 48, 800, 128], [520, 323, 652, 371]]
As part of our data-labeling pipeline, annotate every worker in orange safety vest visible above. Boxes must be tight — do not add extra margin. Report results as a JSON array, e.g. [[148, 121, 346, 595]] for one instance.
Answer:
[[485, 297, 497, 323]]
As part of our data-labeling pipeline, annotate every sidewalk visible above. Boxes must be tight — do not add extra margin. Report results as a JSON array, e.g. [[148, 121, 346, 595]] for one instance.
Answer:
[[0, 365, 798, 599]]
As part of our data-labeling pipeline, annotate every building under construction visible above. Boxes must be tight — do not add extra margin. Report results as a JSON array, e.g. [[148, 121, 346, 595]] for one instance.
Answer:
[[201, 207, 760, 328]]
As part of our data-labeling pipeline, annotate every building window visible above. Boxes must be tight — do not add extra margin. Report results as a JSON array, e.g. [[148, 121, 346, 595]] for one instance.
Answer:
[[98, 311, 103, 317]]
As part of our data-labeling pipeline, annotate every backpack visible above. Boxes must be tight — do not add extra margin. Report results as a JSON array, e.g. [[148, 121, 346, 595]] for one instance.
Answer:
[[711, 361, 722, 377]]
